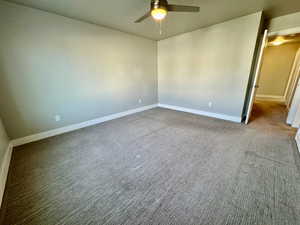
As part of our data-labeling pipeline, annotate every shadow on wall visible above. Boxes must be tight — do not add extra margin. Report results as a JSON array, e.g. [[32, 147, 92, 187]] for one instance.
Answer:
[[0, 63, 28, 139]]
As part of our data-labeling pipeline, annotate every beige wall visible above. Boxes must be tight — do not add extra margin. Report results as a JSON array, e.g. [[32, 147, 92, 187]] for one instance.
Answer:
[[0, 2, 158, 139], [257, 43, 300, 96], [158, 12, 262, 120], [0, 118, 9, 166], [268, 12, 300, 33]]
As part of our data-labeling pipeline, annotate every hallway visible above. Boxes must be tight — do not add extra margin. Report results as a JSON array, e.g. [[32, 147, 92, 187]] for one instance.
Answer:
[[249, 100, 297, 137]]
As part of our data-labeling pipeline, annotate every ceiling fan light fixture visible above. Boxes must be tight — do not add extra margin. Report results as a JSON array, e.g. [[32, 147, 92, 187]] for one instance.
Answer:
[[271, 36, 285, 46], [134, 0, 200, 23], [151, 8, 167, 21]]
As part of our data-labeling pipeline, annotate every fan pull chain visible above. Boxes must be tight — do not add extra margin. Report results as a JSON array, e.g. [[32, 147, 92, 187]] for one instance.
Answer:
[[159, 20, 162, 35]]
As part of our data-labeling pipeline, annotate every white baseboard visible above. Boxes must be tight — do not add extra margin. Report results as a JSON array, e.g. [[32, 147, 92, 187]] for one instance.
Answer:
[[11, 102, 242, 147], [158, 104, 241, 123], [255, 94, 285, 103], [11, 104, 158, 147], [0, 143, 13, 207]]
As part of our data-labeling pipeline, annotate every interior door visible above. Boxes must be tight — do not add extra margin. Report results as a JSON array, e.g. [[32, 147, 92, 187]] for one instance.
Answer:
[[245, 29, 269, 124], [287, 77, 300, 125], [295, 129, 300, 152]]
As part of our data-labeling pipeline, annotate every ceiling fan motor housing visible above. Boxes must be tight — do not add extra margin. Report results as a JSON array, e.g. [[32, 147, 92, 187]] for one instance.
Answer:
[[151, 0, 168, 11]]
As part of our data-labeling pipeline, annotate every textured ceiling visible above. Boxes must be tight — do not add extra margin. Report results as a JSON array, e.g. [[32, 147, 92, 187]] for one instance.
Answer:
[[4, 0, 300, 40]]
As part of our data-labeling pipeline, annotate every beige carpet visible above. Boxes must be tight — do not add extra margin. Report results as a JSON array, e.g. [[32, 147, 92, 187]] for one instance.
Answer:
[[249, 100, 296, 136], [0, 102, 299, 225]]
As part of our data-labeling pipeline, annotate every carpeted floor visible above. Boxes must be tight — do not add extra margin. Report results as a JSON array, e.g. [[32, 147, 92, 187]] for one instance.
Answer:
[[1, 102, 300, 225]]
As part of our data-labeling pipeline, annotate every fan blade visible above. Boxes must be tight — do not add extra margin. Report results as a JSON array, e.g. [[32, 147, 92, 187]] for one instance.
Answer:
[[135, 11, 151, 23], [167, 4, 200, 12]]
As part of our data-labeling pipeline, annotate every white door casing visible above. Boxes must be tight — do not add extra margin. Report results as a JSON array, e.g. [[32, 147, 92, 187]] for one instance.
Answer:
[[285, 48, 300, 108], [287, 77, 300, 126], [295, 129, 300, 153]]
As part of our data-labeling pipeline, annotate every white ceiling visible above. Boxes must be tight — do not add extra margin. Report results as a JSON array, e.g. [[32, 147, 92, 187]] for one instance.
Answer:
[[4, 0, 300, 40]]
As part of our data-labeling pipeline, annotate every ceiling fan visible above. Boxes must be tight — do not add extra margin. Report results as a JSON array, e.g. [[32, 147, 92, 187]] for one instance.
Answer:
[[135, 0, 200, 23]]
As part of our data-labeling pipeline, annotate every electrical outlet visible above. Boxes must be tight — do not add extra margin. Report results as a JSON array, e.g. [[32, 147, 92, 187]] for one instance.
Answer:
[[55, 115, 61, 122], [208, 102, 213, 108], [138, 99, 142, 104]]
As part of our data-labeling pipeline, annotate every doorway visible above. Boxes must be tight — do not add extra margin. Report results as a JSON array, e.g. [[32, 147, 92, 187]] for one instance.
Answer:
[[247, 32, 300, 132]]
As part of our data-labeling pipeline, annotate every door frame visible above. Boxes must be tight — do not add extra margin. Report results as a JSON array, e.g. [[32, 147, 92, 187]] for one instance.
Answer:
[[295, 129, 300, 153], [285, 48, 300, 108], [287, 71, 300, 126]]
